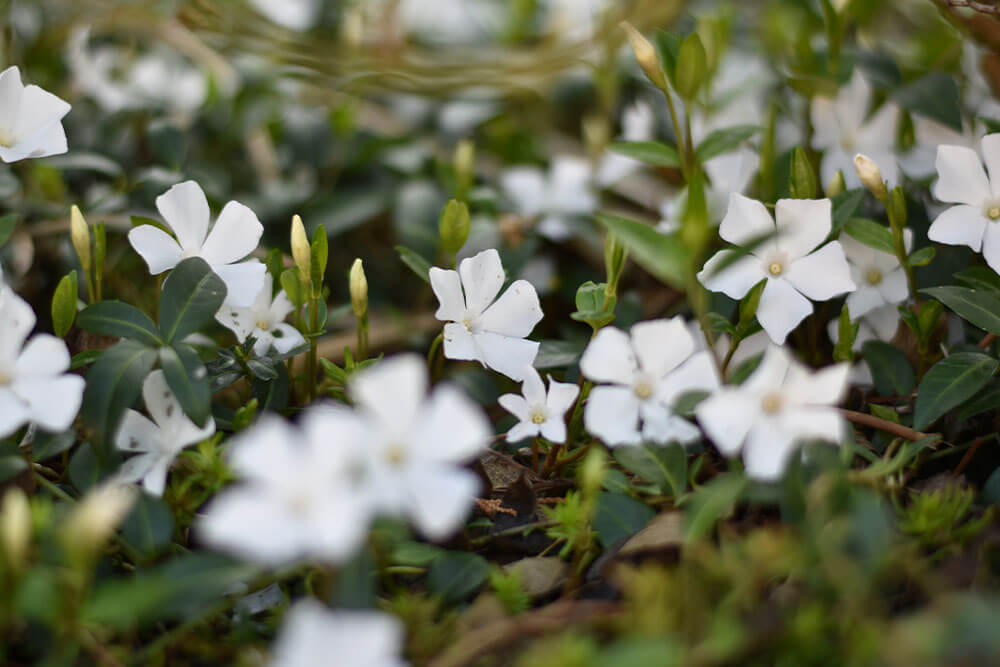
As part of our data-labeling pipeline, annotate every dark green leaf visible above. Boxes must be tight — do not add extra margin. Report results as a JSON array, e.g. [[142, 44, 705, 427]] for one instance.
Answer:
[[159, 345, 212, 428], [595, 213, 690, 288], [695, 126, 761, 163], [957, 380, 1000, 421], [862, 340, 915, 396], [31, 430, 77, 461], [121, 493, 175, 556], [158, 257, 227, 344], [955, 266, 1000, 295], [0, 213, 16, 247], [77, 301, 164, 347], [593, 492, 655, 548], [614, 444, 688, 496], [396, 245, 432, 284], [81, 340, 158, 448], [830, 189, 865, 233], [427, 552, 490, 602], [843, 218, 896, 255], [534, 340, 583, 369], [907, 246, 935, 267], [894, 72, 963, 132], [923, 286, 1000, 335], [684, 473, 747, 543], [0, 454, 27, 483], [913, 352, 998, 430], [329, 549, 378, 609], [608, 141, 681, 168]]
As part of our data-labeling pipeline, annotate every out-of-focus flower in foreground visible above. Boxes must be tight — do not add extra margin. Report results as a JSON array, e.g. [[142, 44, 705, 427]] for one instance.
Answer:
[[0, 65, 71, 163]]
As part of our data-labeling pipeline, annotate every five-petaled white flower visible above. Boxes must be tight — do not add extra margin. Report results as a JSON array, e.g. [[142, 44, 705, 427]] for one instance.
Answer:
[[114, 370, 215, 497], [695, 345, 850, 481], [0, 286, 84, 438], [927, 134, 1000, 274], [128, 180, 266, 307], [197, 413, 370, 565], [580, 317, 719, 447], [500, 157, 597, 240], [0, 66, 71, 163], [811, 70, 899, 190], [698, 194, 856, 344], [341, 354, 492, 539], [840, 229, 912, 318], [499, 365, 579, 443], [215, 274, 305, 356], [430, 248, 543, 381], [269, 599, 408, 667]]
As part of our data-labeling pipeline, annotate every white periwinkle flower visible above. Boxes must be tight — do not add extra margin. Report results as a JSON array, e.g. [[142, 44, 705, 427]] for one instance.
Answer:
[[658, 147, 760, 233], [0, 286, 84, 438], [215, 274, 305, 356], [811, 70, 899, 190], [500, 157, 597, 240], [828, 303, 900, 353], [698, 194, 856, 344], [197, 413, 370, 565], [580, 317, 719, 447], [499, 365, 579, 443], [114, 370, 215, 496], [841, 229, 912, 318], [927, 134, 1000, 273], [269, 599, 407, 667], [345, 354, 491, 539], [0, 66, 71, 163], [250, 0, 320, 31], [696, 346, 850, 481], [430, 248, 543, 381], [128, 180, 266, 307]]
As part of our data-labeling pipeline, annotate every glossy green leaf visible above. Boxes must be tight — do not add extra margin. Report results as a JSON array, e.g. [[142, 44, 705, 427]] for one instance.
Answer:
[[51, 271, 78, 338], [158, 257, 227, 344], [684, 473, 747, 543], [81, 340, 158, 448], [593, 492, 655, 548], [695, 126, 761, 163], [607, 141, 681, 168], [121, 493, 175, 556], [396, 245, 432, 284], [913, 352, 998, 430], [77, 301, 164, 347], [427, 552, 490, 602], [894, 72, 963, 132], [843, 218, 896, 255], [595, 213, 690, 288], [159, 345, 212, 428], [862, 340, 915, 396], [613, 444, 688, 497], [922, 286, 1000, 335]]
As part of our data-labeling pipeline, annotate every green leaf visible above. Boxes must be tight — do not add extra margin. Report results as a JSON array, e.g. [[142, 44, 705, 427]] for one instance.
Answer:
[[51, 271, 79, 338], [533, 340, 583, 369], [595, 213, 690, 288], [894, 72, 963, 132], [159, 345, 212, 428], [77, 301, 164, 347], [922, 286, 1000, 335], [862, 340, 915, 396], [955, 266, 1000, 295], [0, 213, 16, 248], [830, 189, 865, 234], [330, 549, 378, 609], [395, 245, 432, 284], [593, 492, 655, 548], [31, 430, 77, 461], [914, 352, 998, 430], [121, 493, 175, 556], [607, 141, 681, 168], [695, 125, 761, 163], [675, 33, 707, 100], [427, 552, 490, 602], [907, 246, 935, 267], [0, 446, 27, 483], [81, 340, 158, 448], [613, 444, 687, 497], [652, 30, 680, 83], [158, 257, 227, 344], [310, 224, 328, 289], [843, 218, 896, 255], [957, 379, 1000, 421], [684, 473, 746, 543], [571, 281, 615, 329], [279, 268, 306, 307]]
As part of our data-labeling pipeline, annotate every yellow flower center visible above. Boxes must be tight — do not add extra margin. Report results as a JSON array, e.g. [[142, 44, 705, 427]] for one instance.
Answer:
[[462, 318, 473, 331], [0, 370, 9, 385], [634, 381, 654, 400], [761, 393, 782, 415], [531, 411, 546, 424], [989, 206, 1000, 220], [255, 319, 270, 331], [0, 128, 15, 148], [768, 262, 783, 276], [865, 269, 882, 286], [384, 445, 407, 466]]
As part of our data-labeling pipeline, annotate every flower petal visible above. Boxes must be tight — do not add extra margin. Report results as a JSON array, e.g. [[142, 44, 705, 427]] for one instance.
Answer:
[[115, 410, 159, 454], [477, 279, 543, 338], [0, 67, 24, 132], [268, 323, 306, 354], [876, 269, 909, 306], [472, 332, 539, 380], [545, 378, 580, 418], [12, 375, 84, 431], [698, 249, 767, 300], [933, 145, 991, 206], [539, 418, 567, 444], [0, 389, 29, 439], [695, 389, 757, 456], [775, 198, 832, 260], [631, 317, 695, 380], [200, 200, 263, 266], [215, 304, 255, 343], [155, 180, 211, 253], [0, 289, 36, 366], [520, 366, 546, 406], [584, 385, 641, 446], [507, 421, 540, 443], [982, 220, 1000, 275], [656, 350, 720, 407], [785, 241, 855, 301], [13, 333, 69, 378], [743, 421, 798, 481], [499, 393, 531, 422], [127, 225, 184, 275], [756, 278, 813, 344], [214, 261, 267, 308], [719, 193, 775, 246], [846, 286, 887, 320], [404, 465, 480, 540], [351, 354, 426, 432], [413, 383, 490, 462], [580, 327, 636, 386], [927, 204, 988, 252], [429, 267, 466, 322], [984, 134, 1000, 198], [442, 322, 479, 361]]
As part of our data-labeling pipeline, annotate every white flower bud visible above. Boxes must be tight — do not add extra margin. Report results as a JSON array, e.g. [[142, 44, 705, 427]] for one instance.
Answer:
[[63, 484, 136, 559], [854, 154, 888, 202], [290, 214, 311, 285], [350, 258, 368, 319], [71, 205, 91, 272], [621, 22, 667, 92], [1, 488, 31, 573]]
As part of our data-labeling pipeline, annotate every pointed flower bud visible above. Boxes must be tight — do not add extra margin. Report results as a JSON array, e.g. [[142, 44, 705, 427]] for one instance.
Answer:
[[71, 205, 91, 273], [826, 169, 846, 197], [621, 22, 668, 92], [290, 214, 311, 285], [350, 258, 368, 319], [62, 484, 136, 561], [854, 154, 887, 202], [1, 488, 31, 573]]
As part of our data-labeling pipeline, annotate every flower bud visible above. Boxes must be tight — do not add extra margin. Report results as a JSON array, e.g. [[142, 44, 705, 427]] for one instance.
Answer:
[[826, 170, 846, 197], [789, 146, 818, 199], [454, 139, 475, 199], [621, 22, 668, 92], [853, 154, 888, 202], [62, 484, 136, 560], [1, 488, 31, 573], [70, 205, 91, 273], [350, 258, 368, 319], [439, 199, 471, 256], [290, 214, 311, 285]]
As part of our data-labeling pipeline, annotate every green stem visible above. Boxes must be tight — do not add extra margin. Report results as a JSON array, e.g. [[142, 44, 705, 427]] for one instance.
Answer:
[[308, 292, 320, 403]]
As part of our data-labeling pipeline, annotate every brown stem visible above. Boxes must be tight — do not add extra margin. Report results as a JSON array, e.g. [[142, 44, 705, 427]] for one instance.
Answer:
[[839, 408, 933, 442], [979, 332, 996, 349]]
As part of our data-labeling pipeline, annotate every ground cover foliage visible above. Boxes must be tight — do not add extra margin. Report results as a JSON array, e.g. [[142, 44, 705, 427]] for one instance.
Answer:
[[7, 0, 1000, 664]]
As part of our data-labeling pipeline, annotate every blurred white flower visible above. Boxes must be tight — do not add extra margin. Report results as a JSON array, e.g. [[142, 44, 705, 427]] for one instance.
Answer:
[[658, 147, 760, 233], [128, 180, 266, 307], [596, 101, 656, 187], [0, 286, 84, 438], [927, 134, 1000, 274], [696, 346, 849, 481], [901, 116, 980, 180], [841, 229, 912, 318], [114, 370, 215, 496], [699, 194, 855, 344], [580, 317, 719, 447], [430, 248, 543, 381], [250, 0, 320, 31], [812, 71, 899, 190], [0, 66, 71, 163], [346, 354, 491, 539], [215, 274, 305, 356], [270, 599, 407, 667], [500, 157, 597, 241], [197, 414, 370, 565], [499, 365, 579, 443]]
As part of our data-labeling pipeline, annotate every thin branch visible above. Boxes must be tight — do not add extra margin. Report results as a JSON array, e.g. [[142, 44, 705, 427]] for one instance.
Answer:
[[839, 408, 933, 442]]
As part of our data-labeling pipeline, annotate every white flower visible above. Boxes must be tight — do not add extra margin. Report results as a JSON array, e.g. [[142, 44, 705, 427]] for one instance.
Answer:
[[695, 346, 850, 481], [250, 0, 320, 31], [270, 599, 407, 667], [927, 134, 1000, 274], [430, 248, 543, 381], [658, 147, 760, 233], [113, 370, 215, 496], [698, 194, 856, 344], [343, 354, 492, 539], [499, 365, 579, 443], [841, 229, 912, 318], [811, 71, 899, 190], [0, 286, 84, 438], [580, 317, 719, 447], [0, 66, 71, 163], [596, 101, 656, 187], [197, 413, 370, 565], [500, 157, 597, 240], [128, 180, 266, 307], [215, 274, 305, 356]]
